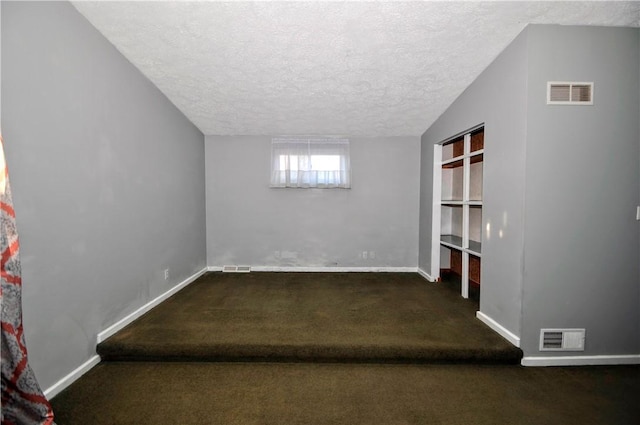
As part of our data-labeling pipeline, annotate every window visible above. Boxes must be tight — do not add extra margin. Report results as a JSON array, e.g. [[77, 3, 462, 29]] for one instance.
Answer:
[[270, 138, 351, 188]]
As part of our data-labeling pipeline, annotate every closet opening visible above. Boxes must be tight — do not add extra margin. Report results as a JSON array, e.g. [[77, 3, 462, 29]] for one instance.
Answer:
[[431, 125, 484, 306]]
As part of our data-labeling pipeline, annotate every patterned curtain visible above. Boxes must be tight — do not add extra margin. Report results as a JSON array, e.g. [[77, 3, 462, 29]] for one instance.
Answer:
[[1, 135, 56, 424]]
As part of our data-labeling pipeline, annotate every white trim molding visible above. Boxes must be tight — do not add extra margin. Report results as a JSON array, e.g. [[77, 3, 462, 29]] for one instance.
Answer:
[[417, 268, 436, 282], [97, 267, 208, 343], [522, 354, 640, 367], [213, 266, 418, 273], [476, 311, 521, 348], [44, 355, 100, 400], [44, 267, 209, 400]]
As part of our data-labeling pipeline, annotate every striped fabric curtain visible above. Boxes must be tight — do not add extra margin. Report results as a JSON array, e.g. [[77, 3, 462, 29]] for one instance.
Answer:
[[1, 135, 56, 424]]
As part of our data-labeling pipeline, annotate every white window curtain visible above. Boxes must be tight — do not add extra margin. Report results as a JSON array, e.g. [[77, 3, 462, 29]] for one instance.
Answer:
[[270, 138, 351, 188]]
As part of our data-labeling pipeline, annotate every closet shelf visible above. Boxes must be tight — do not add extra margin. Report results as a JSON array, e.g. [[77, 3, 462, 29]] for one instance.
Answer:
[[441, 151, 484, 169], [442, 158, 464, 169], [440, 234, 482, 255], [441, 200, 482, 206]]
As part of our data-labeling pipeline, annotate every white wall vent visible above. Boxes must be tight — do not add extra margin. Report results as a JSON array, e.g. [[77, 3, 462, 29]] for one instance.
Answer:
[[547, 82, 593, 105], [540, 329, 585, 351], [222, 265, 251, 273]]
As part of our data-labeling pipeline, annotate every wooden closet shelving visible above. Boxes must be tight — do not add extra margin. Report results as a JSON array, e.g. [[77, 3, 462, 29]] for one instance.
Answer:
[[433, 126, 484, 299]]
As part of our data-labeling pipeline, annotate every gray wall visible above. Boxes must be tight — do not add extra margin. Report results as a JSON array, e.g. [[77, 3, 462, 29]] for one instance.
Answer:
[[1, 1, 206, 390], [419, 28, 529, 340], [206, 136, 420, 268], [521, 26, 640, 356], [419, 24, 640, 358]]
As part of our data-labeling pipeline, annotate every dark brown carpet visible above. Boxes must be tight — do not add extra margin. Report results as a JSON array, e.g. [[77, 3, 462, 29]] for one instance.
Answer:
[[51, 362, 640, 425], [97, 272, 522, 363], [52, 272, 640, 424]]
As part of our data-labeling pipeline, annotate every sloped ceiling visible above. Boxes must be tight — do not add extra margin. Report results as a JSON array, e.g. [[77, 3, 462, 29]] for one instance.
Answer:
[[71, 1, 640, 137]]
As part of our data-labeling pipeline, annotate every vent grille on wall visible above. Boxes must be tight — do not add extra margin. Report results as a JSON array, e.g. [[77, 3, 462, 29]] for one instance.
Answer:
[[540, 329, 585, 351], [547, 82, 593, 105], [222, 265, 251, 273]]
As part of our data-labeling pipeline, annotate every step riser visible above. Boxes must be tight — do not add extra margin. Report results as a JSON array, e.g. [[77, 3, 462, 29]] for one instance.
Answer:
[[98, 346, 522, 365]]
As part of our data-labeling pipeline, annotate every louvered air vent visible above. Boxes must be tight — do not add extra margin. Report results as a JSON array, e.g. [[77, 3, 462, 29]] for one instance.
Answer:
[[541, 331, 563, 349], [547, 82, 593, 105], [222, 265, 251, 273], [540, 329, 585, 351]]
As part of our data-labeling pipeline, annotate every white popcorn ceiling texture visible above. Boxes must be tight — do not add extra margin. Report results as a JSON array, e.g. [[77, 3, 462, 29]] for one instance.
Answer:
[[72, 1, 639, 137]]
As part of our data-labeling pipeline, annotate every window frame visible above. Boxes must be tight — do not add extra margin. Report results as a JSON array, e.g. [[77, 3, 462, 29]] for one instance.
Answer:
[[270, 138, 351, 189]]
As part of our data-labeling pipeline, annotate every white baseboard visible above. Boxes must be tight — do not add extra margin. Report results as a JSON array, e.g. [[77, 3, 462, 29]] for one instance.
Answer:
[[97, 267, 208, 343], [417, 268, 436, 282], [476, 311, 521, 348], [44, 355, 100, 400], [46, 267, 208, 399], [522, 354, 640, 367], [211, 266, 418, 273]]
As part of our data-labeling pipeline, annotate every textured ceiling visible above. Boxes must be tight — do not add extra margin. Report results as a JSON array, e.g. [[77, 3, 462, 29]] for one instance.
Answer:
[[71, 1, 640, 137]]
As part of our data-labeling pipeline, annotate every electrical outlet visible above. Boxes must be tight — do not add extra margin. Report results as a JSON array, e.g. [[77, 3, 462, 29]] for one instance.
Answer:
[[164, 269, 169, 280], [362, 251, 368, 259]]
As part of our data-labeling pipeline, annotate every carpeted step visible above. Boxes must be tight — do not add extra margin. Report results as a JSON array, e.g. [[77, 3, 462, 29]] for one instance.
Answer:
[[97, 272, 522, 364], [98, 341, 522, 364]]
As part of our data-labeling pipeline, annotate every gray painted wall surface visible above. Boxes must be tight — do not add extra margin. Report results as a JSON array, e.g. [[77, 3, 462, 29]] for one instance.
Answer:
[[206, 136, 420, 268], [521, 26, 640, 356], [420, 24, 640, 358], [2, 1, 206, 389], [419, 29, 529, 340]]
